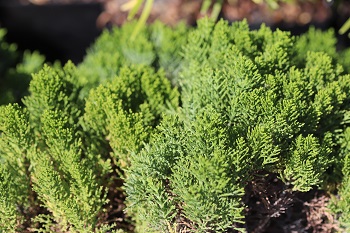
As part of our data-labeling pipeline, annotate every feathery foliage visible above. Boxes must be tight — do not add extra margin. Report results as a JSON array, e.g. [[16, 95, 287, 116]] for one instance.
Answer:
[[77, 21, 187, 97], [126, 19, 350, 232], [82, 64, 179, 169], [1, 18, 350, 232]]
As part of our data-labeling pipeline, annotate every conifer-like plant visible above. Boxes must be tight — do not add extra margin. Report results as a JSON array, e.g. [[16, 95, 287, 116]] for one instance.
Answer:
[[1, 18, 350, 232], [0, 22, 180, 232], [125, 19, 350, 232]]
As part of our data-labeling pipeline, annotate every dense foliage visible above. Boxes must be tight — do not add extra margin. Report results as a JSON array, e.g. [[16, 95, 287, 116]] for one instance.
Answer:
[[1, 19, 350, 232]]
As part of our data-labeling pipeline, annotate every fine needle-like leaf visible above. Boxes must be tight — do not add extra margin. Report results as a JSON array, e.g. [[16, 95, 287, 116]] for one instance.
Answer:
[[131, 0, 154, 40], [339, 17, 350, 36], [125, 0, 144, 20], [211, 0, 224, 20], [200, 0, 212, 15]]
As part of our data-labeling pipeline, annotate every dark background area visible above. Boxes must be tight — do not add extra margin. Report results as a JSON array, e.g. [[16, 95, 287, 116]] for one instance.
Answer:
[[0, 1, 103, 64], [0, 0, 349, 65]]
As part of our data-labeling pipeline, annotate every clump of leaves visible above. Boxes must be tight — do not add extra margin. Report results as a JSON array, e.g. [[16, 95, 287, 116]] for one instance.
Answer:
[[125, 19, 350, 232], [1, 17, 350, 233]]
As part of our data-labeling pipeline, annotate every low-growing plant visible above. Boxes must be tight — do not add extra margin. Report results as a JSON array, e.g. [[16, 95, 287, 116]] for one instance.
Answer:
[[0, 21, 180, 232], [126, 19, 350, 232], [1, 18, 350, 233], [77, 21, 187, 98]]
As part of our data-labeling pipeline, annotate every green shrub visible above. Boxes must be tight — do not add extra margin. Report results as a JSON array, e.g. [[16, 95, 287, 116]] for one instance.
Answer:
[[77, 21, 187, 98], [1, 19, 350, 232], [0, 64, 108, 232], [82, 64, 179, 169], [0, 22, 179, 231], [126, 19, 350, 232]]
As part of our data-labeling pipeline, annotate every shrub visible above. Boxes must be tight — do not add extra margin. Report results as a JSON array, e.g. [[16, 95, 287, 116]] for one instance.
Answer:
[[1, 19, 350, 232], [126, 19, 350, 232], [0, 22, 179, 232], [76, 21, 187, 98]]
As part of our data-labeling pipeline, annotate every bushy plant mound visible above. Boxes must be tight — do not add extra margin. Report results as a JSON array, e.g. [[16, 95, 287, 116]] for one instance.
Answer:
[[76, 21, 188, 98], [1, 19, 350, 232]]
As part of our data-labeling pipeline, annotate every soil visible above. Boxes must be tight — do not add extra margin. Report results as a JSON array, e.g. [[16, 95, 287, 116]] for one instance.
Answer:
[[244, 172, 338, 233]]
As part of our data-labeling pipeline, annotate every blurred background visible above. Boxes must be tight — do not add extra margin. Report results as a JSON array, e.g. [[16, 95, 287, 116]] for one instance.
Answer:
[[0, 0, 349, 64]]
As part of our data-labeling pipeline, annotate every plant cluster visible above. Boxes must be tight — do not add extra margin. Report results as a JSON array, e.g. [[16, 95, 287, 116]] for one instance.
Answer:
[[1, 19, 350, 232], [126, 19, 350, 232]]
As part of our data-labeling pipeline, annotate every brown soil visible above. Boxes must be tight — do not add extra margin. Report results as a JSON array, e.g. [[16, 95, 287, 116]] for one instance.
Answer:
[[244, 172, 339, 233], [98, 0, 333, 27]]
